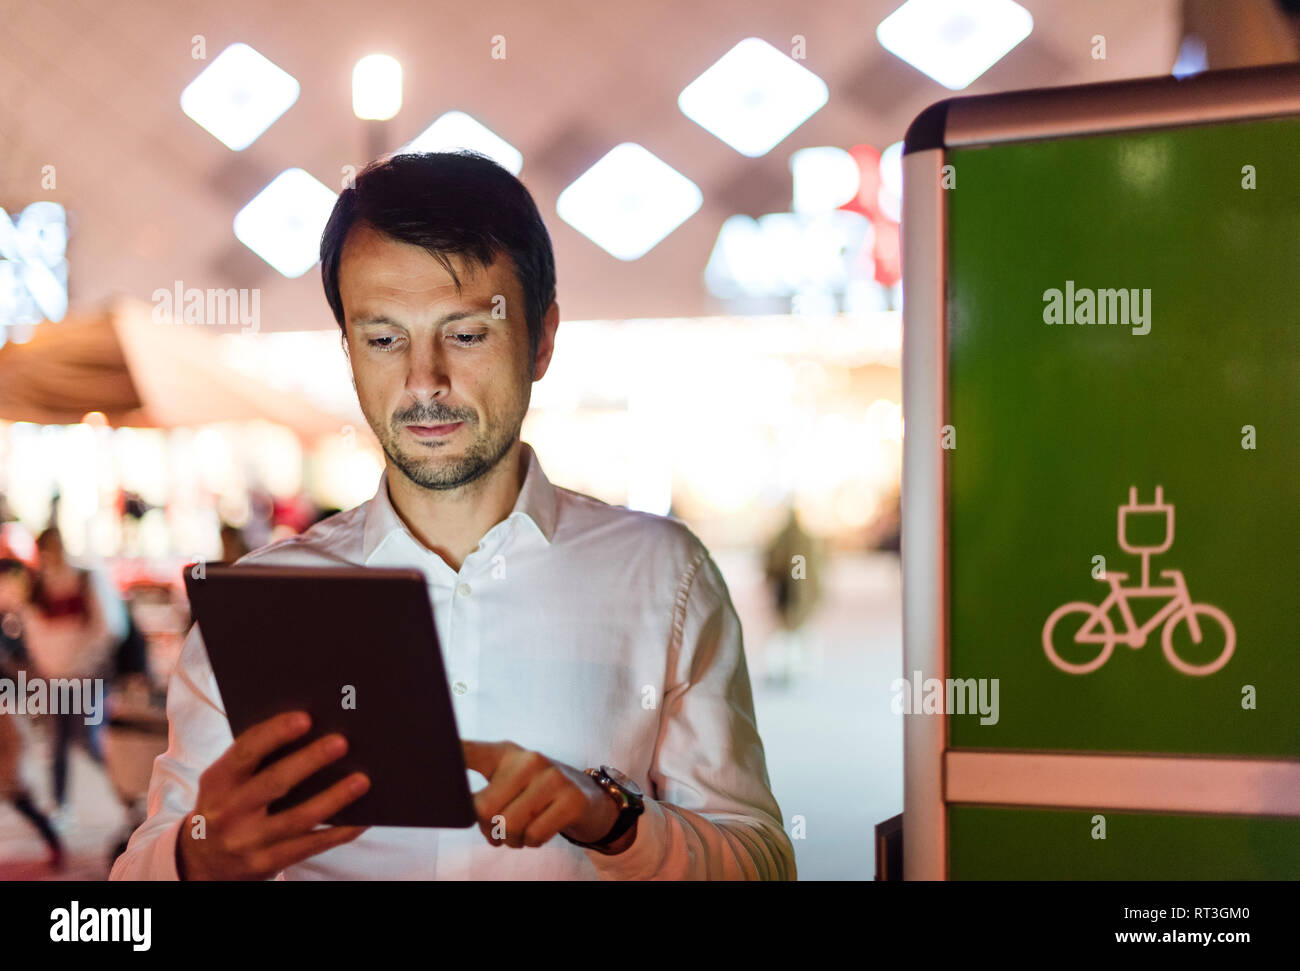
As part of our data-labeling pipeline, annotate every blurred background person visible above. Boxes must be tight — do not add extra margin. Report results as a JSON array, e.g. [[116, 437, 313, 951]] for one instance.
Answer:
[[0, 558, 64, 869], [219, 524, 250, 565], [20, 527, 127, 831], [0, 496, 18, 560], [761, 503, 826, 687]]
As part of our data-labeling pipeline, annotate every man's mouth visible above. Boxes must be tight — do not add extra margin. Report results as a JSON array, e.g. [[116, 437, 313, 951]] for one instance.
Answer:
[[406, 422, 463, 439]]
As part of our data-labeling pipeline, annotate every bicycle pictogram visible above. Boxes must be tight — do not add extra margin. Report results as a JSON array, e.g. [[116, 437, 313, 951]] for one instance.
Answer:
[[1042, 486, 1235, 676]]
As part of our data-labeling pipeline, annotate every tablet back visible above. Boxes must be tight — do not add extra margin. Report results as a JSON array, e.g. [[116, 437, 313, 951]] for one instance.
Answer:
[[183, 564, 476, 828]]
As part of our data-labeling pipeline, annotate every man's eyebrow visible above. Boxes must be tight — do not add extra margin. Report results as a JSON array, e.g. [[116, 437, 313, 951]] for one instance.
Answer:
[[351, 310, 496, 327]]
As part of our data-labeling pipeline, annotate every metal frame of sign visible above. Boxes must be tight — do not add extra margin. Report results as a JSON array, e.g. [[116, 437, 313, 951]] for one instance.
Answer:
[[900, 63, 1300, 880]]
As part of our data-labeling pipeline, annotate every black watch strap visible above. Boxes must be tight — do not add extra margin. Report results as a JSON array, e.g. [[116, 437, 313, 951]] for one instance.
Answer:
[[563, 767, 644, 852]]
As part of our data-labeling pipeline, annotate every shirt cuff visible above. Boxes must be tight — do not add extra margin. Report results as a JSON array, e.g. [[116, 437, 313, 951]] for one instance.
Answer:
[[141, 817, 186, 881], [582, 795, 668, 880]]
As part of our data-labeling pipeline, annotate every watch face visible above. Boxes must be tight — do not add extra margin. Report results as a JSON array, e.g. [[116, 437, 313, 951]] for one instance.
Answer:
[[602, 765, 643, 798]]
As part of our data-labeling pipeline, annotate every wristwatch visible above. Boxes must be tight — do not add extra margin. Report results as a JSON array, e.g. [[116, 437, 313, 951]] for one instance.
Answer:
[[563, 765, 644, 853]]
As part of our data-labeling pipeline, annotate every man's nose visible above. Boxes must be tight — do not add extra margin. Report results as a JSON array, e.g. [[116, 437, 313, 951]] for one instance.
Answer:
[[405, 337, 451, 399]]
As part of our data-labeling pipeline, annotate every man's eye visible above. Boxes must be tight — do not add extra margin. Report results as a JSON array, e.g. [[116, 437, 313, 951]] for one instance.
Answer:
[[368, 337, 399, 350], [452, 333, 487, 345]]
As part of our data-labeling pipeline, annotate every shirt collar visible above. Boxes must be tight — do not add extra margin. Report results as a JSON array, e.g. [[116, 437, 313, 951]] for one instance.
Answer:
[[361, 440, 557, 564]]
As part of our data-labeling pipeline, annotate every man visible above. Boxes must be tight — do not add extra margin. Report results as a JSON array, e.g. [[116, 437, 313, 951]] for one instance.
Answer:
[[110, 151, 794, 880]]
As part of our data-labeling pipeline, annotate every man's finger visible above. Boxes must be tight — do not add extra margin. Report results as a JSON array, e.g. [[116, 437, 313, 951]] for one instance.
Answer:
[[493, 771, 565, 848], [223, 733, 352, 819], [472, 748, 544, 825], [255, 772, 372, 846], [206, 711, 311, 792], [252, 824, 370, 878], [521, 791, 586, 848], [461, 739, 507, 780]]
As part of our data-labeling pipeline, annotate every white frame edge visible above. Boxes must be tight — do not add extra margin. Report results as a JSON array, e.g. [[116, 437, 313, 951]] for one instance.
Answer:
[[947, 751, 1300, 817], [901, 147, 947, 880]]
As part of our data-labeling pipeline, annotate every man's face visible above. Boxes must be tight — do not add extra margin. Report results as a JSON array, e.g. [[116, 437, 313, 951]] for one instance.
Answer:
[[337, 223, 553, 491]]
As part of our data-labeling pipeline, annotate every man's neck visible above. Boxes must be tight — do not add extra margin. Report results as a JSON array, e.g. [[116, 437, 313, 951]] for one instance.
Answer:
[[384, 441, 526, 572]]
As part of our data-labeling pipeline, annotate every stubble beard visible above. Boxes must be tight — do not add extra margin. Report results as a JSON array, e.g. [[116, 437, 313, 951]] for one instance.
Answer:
[[378, 407, 520, 492]]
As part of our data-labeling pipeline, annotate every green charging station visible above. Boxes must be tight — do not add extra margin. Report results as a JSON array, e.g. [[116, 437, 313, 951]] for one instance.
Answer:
[[901, 64, 1300, 879]]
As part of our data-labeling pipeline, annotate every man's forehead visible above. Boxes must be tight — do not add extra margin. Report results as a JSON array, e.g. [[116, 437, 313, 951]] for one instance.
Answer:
[[339, 225, 519, 300]]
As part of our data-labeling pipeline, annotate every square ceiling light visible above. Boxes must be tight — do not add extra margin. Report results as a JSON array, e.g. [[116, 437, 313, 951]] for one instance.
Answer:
[[556, 143, 702, 261], [0, 202, 69, 327], [876, 0, 1033, 90], [181, 42, 300, 150], [402, 111, 523, 174], [678, 37, 828, 158], [233, 169, 338, 278]]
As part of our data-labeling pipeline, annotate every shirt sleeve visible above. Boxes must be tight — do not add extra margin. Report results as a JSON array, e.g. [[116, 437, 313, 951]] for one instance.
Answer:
[[586, 545, 797, 881], [108, 621, 235, 881]]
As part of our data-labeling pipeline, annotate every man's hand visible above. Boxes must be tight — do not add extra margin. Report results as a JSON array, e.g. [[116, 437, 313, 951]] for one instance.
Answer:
[[460, 740, 626, 850], [176, 711, 371, 880]]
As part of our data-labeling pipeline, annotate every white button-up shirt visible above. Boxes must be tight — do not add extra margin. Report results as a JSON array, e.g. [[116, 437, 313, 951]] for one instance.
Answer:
[[110, 442, 795, 880]]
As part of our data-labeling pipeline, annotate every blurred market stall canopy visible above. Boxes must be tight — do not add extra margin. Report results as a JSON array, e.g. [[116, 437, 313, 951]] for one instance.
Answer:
[[0, 298, 356, 441]]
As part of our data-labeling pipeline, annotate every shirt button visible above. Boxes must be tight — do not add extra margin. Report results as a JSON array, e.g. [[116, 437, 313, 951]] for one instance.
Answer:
[[456, 583, 472, 597], [452, 681, 468, 695]]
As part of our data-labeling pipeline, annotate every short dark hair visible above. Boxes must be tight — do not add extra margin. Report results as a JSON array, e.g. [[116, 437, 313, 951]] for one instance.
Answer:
[[319, 151, 556, 368]]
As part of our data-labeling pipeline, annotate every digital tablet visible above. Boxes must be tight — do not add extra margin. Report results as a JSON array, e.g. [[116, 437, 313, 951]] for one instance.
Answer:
[[183, 564, 477, 829]]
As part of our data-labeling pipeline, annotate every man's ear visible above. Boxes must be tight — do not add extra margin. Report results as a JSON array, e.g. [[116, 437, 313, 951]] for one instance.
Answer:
[[531, 300, 560, 382]]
